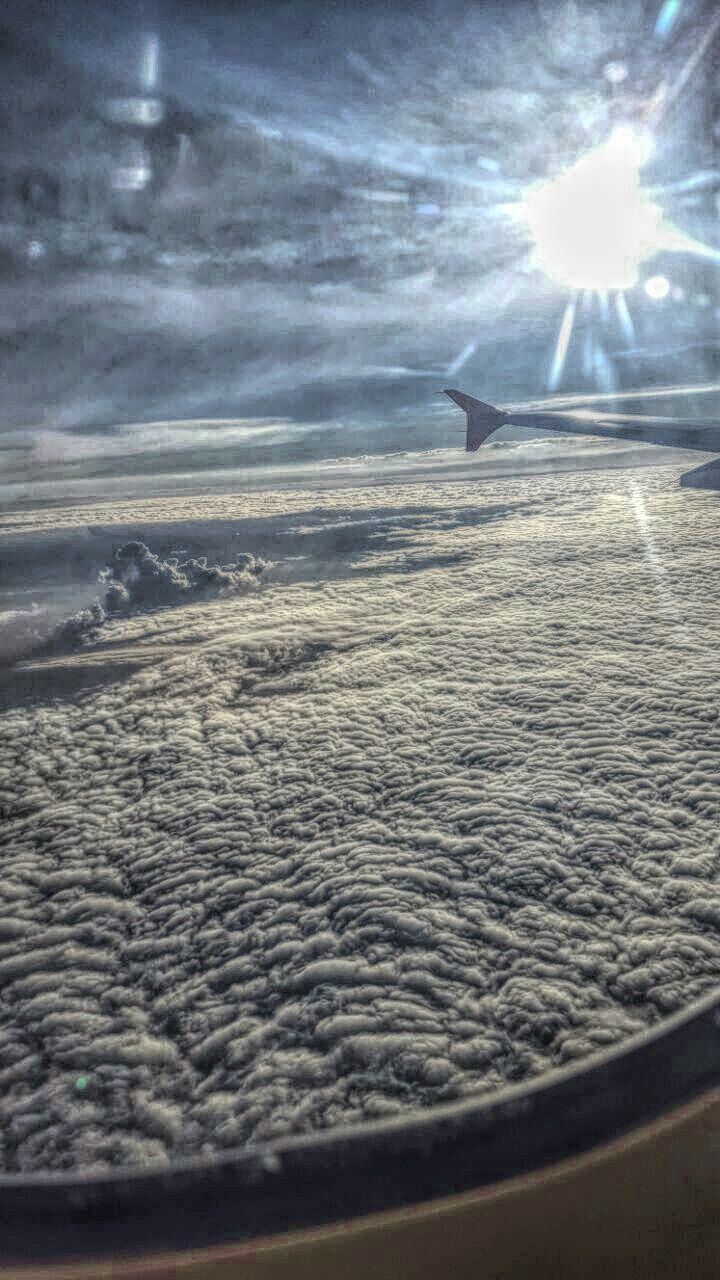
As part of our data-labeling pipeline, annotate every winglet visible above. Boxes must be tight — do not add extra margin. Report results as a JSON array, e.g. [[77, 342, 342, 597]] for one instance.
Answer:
[[444, 388, 506, 451]]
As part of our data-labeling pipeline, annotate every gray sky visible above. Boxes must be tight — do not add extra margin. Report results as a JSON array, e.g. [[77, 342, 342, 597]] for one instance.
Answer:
[[1, 0, 718, 469]]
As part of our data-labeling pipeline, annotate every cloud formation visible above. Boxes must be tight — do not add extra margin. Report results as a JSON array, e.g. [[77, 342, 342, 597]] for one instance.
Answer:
[[1, 462, 720, 1174], [53, 539, 272, 647]]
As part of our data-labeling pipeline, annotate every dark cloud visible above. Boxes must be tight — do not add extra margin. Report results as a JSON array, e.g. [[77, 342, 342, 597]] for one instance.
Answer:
[[52, 539, 272, 646], [100, 540, 270, 610]]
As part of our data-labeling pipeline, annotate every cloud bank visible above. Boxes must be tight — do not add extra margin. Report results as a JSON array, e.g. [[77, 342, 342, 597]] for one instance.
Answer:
[[1, 463, 720, 1174]]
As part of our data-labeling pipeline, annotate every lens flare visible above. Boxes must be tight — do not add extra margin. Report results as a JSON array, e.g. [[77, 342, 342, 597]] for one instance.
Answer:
[[644, 274, 670, 299]]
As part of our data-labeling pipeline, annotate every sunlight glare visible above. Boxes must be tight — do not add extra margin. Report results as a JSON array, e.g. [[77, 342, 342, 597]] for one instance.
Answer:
[[524, 127, 662, 291], [644, 274, 670, 299]]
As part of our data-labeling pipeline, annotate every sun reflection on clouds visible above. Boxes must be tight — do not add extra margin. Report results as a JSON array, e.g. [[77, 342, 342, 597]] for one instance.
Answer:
[[629, 479, 689, 645]]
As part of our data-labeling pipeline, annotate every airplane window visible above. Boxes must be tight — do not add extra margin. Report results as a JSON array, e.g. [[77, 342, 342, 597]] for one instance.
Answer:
[[1, 1, 719, 1271]]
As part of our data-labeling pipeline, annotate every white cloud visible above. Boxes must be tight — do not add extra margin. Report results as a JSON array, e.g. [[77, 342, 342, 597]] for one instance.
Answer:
[[0, 431, 681, 511], [1, 461, 720, 1172]]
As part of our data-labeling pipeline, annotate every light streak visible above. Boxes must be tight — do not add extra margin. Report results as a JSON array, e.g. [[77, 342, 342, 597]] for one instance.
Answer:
[[582, 330, 594, 379], [615, 291, 636, 345], [446, 338, 481, 377], [654, 0, 682, 40], [646, 8, 720, 125], [548, 297, 576, 391], [630, 481, 689, 645], [656, 224, 720, 261], [142, 33, 160, 92]]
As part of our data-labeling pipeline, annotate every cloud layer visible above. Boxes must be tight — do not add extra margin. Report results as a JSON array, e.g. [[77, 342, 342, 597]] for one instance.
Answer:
[[1, 462, 720, 1174]]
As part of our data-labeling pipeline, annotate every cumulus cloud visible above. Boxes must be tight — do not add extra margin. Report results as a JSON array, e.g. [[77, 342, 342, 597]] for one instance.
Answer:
[[53, 539, 272, 647], [1, 462, 720, 1174]]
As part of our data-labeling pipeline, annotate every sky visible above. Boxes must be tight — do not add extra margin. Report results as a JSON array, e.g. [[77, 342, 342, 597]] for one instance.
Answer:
[[1, 0, 719, 456], [1, 0, 720, 1177]]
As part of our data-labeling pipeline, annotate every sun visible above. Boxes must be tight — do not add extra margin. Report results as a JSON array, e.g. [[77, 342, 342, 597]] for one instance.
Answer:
[[523, 126, 660, 293], [517, 123, 720, 390]]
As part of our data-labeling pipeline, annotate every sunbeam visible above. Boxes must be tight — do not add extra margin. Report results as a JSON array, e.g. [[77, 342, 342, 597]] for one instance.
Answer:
[[629, 480, 689, 644], [548, 297, 577, 391], [615, 291, 636, 345], [446, 337, 481, 377], [645, 7, 720, 126], [657, 224, 720, 262]]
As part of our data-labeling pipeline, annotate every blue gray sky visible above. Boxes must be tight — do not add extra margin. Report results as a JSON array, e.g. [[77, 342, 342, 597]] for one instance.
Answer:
[[1, 0, 718, 483]]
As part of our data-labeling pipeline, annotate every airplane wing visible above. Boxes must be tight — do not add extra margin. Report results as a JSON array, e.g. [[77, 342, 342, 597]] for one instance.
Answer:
[[443, 390, 506, 450], [444, 388, 720, 455]]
